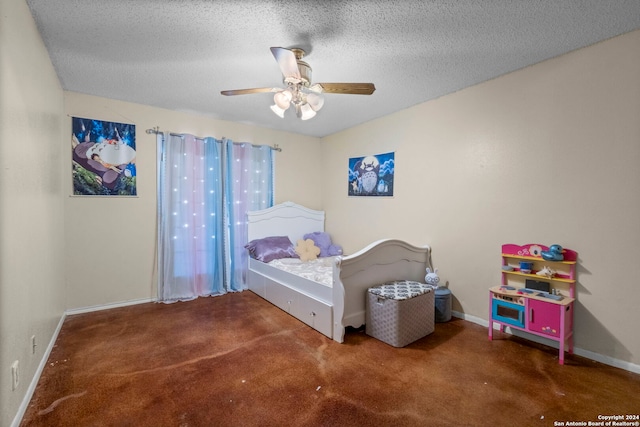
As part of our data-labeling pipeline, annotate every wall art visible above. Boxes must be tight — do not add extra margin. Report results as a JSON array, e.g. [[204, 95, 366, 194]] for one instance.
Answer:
[[71, 116, 137, 196], [348, 151, 394, 197]]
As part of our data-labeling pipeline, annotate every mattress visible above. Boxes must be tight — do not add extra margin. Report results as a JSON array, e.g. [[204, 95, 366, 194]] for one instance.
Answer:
[[267, 257, 337, 287]]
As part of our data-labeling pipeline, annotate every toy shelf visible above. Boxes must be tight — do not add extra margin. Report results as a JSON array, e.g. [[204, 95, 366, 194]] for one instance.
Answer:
[[502, 270, 575, 284], [501, 253, 577, 264]]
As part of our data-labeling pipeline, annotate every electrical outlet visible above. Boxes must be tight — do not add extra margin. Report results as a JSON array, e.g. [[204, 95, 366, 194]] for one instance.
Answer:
[[31, 335, 37, 355], [11, 360, 19, 391]]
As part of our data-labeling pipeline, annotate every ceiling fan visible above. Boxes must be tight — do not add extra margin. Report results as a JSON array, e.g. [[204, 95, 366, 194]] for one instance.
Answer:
[[221, 47, 376, 120]]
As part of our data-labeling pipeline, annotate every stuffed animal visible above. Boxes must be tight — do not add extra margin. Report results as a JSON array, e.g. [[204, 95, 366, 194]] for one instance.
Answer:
[[303, 232, 343, 257], [541, 244, 565, 261], [295, 239, 321, 261], [536, 266, 557, 279], [425, 268, 440, 286]]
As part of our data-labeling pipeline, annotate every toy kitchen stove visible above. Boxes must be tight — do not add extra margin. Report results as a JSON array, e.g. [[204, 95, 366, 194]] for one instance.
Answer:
[[491, 290, 526, 328]]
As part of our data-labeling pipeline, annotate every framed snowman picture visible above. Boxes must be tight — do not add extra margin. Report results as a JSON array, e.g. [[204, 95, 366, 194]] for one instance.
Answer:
[[348, 151, 394, 197], [71, 116, 137, 196]]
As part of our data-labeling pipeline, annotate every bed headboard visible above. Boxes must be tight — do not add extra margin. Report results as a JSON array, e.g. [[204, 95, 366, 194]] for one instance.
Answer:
[[247, 202, 325, 244]]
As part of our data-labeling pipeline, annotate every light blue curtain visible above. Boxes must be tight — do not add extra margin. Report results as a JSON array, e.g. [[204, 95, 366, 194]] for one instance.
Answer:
[[225, 139, 274, 291], [157, 133, 225, 302], [157, 133, 273, 302]]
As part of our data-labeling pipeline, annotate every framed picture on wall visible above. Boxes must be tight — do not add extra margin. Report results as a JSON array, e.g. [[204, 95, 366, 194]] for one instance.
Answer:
[[348, 151, 394, 197], [71, 117, 137, 196]]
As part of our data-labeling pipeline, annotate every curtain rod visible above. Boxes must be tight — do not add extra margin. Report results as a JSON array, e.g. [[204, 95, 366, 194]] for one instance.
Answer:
[[145, 127, 282, 152]]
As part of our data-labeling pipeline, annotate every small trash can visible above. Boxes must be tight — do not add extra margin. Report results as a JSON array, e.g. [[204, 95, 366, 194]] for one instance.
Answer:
[[434, 286, 452, 323]]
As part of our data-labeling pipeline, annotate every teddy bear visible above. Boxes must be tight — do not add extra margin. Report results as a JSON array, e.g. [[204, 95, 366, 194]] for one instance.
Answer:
[[302, 232, 343, 257], [295, 239, 321, 261]]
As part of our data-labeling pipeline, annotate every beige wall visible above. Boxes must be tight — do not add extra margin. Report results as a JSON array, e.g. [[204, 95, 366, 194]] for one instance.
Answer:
[[4, 2, 639, 423], [4, 3, 321, 423], [322, 30, 640, 366], [63, 92, 322, 309], [1, 1, 66, 425]]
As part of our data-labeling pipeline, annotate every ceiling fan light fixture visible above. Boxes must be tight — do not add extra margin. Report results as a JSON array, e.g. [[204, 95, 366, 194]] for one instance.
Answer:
[[273, 90, 292, 109], [299, 103, 317, 120], [306, 92, 324, 112], [308, 83, 323, 93], [270, 104, 286, 118]]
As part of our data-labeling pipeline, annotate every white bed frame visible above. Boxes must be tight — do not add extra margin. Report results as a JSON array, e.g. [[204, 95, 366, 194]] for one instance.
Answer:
[[246, 201, 432, 343]]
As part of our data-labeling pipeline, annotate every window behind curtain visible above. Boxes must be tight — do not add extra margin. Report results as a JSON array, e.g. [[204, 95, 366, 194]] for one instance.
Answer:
[[225, 140, 274, 291], [157, 133, 273, 302]]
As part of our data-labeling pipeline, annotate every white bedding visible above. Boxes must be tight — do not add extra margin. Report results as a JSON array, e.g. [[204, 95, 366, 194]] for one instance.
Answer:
[[267, 257, 337, 287]]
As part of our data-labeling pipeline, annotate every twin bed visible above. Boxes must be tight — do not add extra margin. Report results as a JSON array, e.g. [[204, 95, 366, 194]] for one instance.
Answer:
[[246, 202, 432, 343]]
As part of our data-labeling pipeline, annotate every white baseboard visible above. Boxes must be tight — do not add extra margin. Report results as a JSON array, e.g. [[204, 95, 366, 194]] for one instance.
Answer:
[[65, 297, 156, 316], [11, 313, 66, 427], [451, 310, 640, 374]]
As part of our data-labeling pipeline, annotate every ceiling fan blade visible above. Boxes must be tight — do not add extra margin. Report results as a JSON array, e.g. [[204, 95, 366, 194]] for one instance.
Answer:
[[220, 87, 278, 96], [270, 47, 301, 80], [316, 83, 376, 95]]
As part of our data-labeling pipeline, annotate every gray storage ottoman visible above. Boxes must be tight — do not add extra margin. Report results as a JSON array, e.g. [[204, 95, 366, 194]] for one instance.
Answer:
[[366, 280, 435, 347]]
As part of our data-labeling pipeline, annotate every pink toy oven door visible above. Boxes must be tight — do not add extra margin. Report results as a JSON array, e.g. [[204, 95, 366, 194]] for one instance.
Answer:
[[528, 299, 570, 338]]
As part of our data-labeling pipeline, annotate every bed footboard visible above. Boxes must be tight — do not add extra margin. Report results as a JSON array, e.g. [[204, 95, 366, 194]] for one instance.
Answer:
[[332, 239, 432, 343]]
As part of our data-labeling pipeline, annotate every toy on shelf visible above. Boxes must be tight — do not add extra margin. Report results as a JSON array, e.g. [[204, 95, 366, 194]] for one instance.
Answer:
[[536, 266, 557, 278], [425, 268, 440, 286], [519, 260, 533, 274], [541, 244, 565, 261]]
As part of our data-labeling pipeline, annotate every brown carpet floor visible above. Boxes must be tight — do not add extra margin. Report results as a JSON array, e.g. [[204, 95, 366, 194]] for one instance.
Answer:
[[20, 291, 640, 427]]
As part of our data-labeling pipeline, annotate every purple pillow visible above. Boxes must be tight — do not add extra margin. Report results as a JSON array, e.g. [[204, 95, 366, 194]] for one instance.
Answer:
[[303, 232, 343, 257], [245, 236, 298, 263]]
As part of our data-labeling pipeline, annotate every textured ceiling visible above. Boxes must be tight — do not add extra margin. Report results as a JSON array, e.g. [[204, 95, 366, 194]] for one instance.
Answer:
[[27, 0, 640, 138]]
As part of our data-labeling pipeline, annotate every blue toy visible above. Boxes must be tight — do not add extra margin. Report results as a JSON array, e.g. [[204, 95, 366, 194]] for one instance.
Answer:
[[541, 244, 565, 261]]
